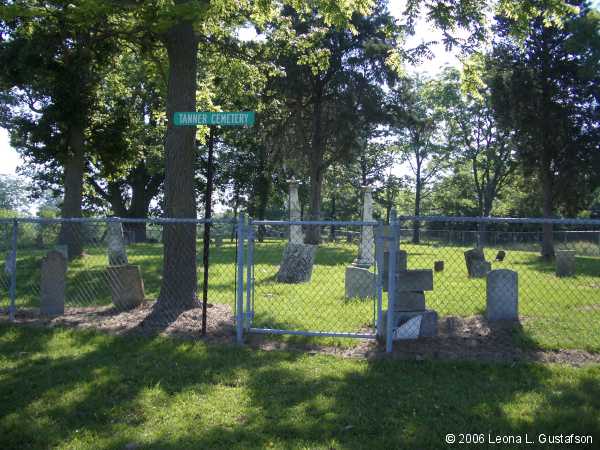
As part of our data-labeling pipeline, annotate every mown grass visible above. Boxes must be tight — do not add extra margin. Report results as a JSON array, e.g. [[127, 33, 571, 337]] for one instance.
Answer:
[[0, 324, 599, 450], [1, 238, 600, 351]]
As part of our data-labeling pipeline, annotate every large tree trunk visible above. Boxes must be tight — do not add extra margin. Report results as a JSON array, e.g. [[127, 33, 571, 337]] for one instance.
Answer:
[[540, 151, 555, 260], [305, 86, 324, 245], [59, 125, 86, 259], [412, 169, 421, 244], [156, 18, 198, 312]]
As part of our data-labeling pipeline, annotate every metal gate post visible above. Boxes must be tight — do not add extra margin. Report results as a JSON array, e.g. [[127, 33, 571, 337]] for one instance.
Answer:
[[245, 220, 254, 329], [235, 214, 246, 344], [386, 210, 398, 353], [8, 219, 18, 322], [375, 221, 384, 338]]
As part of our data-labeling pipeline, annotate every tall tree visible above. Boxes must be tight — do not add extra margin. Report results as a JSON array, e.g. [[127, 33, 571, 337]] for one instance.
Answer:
[[489, 0, 600, 259]]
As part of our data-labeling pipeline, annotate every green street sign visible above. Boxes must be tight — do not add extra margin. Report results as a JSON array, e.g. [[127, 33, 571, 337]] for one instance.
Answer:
[[173, 111, 255, 127]]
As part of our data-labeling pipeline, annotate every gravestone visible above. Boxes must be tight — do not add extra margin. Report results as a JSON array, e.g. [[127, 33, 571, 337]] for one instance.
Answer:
[[345, 266, 376, 299], [106, 264, 145, 309], [434, 260, 444, 272], [382, 250, 407, 292], [382, 309, 438, 339], [353, 186, 375, 268], [40, 250, 66, 316], [396, 269, 433, 292], [495, 250, 506, 262], [556, 250, 576, 277], [464, 247, 491, 278], [106, 221, 128, 266], [277, 179, 316, 283], [486, 269, 518, 321], [276, 243, 316, 283], [395, 291, 425, 311]]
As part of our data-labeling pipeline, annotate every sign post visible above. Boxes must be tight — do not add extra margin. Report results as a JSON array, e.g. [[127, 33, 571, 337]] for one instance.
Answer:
[[174, 111, 255, 335]]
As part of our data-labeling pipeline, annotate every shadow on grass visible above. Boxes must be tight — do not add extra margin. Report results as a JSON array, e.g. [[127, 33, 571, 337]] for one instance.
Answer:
[[0, 324, 599, 450]]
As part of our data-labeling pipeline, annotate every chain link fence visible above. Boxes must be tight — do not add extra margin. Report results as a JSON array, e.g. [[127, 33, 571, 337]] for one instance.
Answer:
[[0, 217, 239, 338], [1, 215, 599, 357]]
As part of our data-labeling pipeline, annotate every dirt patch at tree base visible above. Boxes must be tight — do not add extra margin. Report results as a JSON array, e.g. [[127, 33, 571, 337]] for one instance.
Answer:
[[1, 309, 599, 366]]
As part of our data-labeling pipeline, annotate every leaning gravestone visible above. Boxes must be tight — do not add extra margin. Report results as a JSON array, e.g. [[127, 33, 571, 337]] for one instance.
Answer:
[[486, 269, 518, 321], [276, 179, 316, 283], [40, 250, 67, 316], [106, 221, 128, 266], [464, 247, 491, 278], [555, 250, 576, 277], [106, 264, 145, 309]]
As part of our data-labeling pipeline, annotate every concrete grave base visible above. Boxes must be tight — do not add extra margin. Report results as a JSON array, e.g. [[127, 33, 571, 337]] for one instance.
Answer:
[[276, 243, 316, 283], [381, 309, 438, 340], [107, 264, 145, 310], [345, 266, 376, 299]]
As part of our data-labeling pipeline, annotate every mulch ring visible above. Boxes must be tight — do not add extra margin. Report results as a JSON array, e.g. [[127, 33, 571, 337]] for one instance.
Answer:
[[1, 302, 235, 344], [1, 309, 599, 366]]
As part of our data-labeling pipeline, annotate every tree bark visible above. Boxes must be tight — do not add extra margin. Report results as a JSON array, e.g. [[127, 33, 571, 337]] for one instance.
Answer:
[[156, 17, 198, 311], [540, 151, 555, 260], [59, 125, 86, 259], [305, 85, 324, 245]]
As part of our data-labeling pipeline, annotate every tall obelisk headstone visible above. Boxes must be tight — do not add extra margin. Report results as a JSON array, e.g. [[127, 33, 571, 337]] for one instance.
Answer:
[[354, 186, 374, 268], [345, 186, 376, 299], [276, 179, 316, 283]]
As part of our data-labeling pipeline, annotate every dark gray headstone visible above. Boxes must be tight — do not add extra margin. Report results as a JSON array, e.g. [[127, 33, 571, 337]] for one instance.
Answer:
[[40, 250, 67, 316], [394, 291, 425, 311], [276, 243, 316, 283], [464, 247, 491, 278], [107, 264, 145, 310], [396, 269, 433, 292], [495, 250, 506, 262], [486, 269, 518, 321], [434, 260, 444, 272], [344, 266, 376, 299], [555, 250, 576, 277]]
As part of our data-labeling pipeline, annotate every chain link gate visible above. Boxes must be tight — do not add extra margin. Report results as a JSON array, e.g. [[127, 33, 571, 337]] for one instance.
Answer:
[[242, 219, 384, 340]]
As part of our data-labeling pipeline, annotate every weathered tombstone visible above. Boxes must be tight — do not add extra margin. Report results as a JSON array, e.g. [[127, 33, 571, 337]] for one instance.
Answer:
[[287, 179, 304, 244], [277, 179, 316, 283], [495, 250, 506, 262], [276, 243, 316, 283], [353, 186, 374, 268], [556, 250, 576, 277], [382, 250, 407, 292], [486, 269, 518, 321], [395, 291, 425, 311], [434, 260, 444, 272], [464, 247, 490, 278], [344, 266, 376, 299], [106, 264, 145, 309], [106, 221, 128, 266], [396, 269, 433, 292], [40, 250, 66, 316]]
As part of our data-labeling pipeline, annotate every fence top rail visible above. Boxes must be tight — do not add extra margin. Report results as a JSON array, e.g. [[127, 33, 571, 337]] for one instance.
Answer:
[[250, 219, 380, 226], [0, 217, 237, 225], [396, 215, 600, 226]]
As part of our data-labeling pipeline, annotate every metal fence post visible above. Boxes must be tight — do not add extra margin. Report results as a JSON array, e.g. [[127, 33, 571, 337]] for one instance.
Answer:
[[375, 221, 384, 338], [386, 210, 398, 353], [245, 219, 254, 329], [236, 214, 246, 344], [8, 219, 18, 322]]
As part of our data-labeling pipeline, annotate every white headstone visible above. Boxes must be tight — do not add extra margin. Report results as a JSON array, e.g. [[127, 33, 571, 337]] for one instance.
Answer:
[[354, 186, 374, 268], [288, 179, 303, 244], [486, 269, 518, 321]]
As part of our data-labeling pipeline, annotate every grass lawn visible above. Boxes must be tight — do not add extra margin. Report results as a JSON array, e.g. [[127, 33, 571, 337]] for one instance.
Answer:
[[0, 324, 599, 449], [2, 237, 600, 351]]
